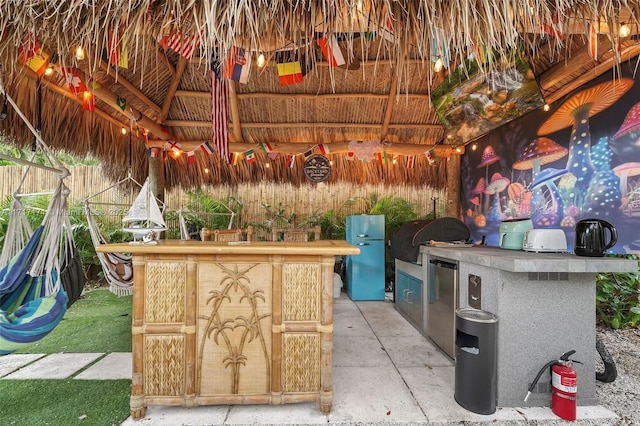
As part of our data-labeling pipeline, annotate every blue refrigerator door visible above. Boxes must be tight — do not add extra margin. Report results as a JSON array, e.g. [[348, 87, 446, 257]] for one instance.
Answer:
[[346, 215, 385, 300], [347, 215, 385, 240]]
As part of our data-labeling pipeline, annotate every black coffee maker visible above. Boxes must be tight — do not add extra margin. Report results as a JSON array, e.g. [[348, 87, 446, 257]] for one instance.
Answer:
[[574, 219, 617, 257]]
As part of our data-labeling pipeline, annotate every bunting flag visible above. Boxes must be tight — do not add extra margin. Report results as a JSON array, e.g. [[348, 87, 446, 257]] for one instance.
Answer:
[[108, 31, 129, 68], [345, 151, 355, 161], [318, 143, 330, 155], [148, 147, 161, 158], [426, 149, 436, 166], [259, 142, 273, 153], [116, 96, 126, 111], [472, 37, 489, 65], [245, 149, 256, 163], [380, 13, 395, 42], [316, 35, 346, 67], [200, 141, 214, 155], [211, 51, 230, 163], [375, 151, 388, 165], [277, 61, 304, 86], [160, 32, 200, 59], [431, 28, 450, 69], [229, 152, 239, 165], [285, 154, 296, 168], [224, 46, 251, 84], [406, 155, 416, 169], [20, 34, 49, 76], [268, 152, 279, 160], [187, 150, 196, 165], [61, 68, 87, 94], [82, 91, 95, 111], [304, 148, 314, 159], [586, 20, 598, 61], [166, 141, 182, 157], [540, 11, 563, 40], [141, 127, 149, 145]]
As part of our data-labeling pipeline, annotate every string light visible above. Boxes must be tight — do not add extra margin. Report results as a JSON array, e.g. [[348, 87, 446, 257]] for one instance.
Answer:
[[121, 127, 127, 135], [433, 57, 444, 73], [265, 163, 270, 168], [471, 143, 478, 151], [204, 167, 209, 173], [44, 66, 54, 76], [620, 23, 631, 38], [75, 46, 85, 60], [543, 103, 550, 112], [257, 53, 266, 68]]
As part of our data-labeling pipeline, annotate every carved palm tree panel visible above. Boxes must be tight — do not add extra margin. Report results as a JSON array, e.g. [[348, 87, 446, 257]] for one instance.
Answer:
[[197, 262, 273, 396]]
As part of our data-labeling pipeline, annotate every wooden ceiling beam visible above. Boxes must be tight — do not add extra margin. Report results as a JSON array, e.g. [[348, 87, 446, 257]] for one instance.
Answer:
[[538, 34, 611, 91], [99, 59, 162, 116], [158, 56, 188, 123], [164, 120, 442, 129], [544, 42, 640, 104], [175, 90, 432, 100], [20, 66, 127, 132], [146, 140, 462, 156], [228, 80, 243, 142]]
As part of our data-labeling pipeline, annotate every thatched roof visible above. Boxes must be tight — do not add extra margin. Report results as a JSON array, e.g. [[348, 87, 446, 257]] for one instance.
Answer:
[[0, 1, 639, 189]]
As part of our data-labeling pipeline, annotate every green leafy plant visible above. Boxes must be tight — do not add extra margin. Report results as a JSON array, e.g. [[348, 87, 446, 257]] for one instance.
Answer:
[[248, 202, 297, 239], [596, 254, 640, 329]]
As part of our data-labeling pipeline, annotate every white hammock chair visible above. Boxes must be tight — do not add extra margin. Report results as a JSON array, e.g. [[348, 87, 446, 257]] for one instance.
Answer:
[[83, 174, 140, 296]]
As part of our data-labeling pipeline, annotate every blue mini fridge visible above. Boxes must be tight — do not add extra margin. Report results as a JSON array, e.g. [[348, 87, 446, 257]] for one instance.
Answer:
[[345, 214, 385, 300]]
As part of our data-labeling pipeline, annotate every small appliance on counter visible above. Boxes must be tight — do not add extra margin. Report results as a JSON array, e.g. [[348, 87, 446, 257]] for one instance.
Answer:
[[574, 218, 617, 257], [498, 218, 533, 250], [522, 229, 567, 253]]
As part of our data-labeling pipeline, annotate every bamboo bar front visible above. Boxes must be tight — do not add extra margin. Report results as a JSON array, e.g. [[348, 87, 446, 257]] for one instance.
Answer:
[[97, 240, 359, 419]]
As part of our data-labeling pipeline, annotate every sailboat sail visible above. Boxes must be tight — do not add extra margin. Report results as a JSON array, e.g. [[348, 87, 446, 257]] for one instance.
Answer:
[[122, 180, 167, 238]]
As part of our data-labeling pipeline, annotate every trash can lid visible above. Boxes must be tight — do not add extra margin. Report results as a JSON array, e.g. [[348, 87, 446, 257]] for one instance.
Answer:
[[456, 307, 498, 323]]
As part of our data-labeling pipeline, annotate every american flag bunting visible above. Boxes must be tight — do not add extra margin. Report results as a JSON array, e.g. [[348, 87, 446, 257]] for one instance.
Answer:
[[211, 51, 230, 163]]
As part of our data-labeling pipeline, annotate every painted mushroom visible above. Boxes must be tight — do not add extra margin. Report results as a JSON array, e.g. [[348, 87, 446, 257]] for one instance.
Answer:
[[611, 101, 640, 162], [537, 78, 634, 206], [613, 162, 640, 198], [529, 167, 568, 228], [512, 137, 568, 213], [471, 177, 487, 213], [485, 172, 510, 223]]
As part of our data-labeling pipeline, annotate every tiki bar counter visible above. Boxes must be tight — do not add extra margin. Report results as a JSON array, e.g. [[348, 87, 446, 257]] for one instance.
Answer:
[[96, 240, 359, 419]]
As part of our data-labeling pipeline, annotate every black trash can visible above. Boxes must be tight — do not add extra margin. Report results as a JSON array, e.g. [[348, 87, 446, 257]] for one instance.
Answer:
[[454, 307, 499, 414]]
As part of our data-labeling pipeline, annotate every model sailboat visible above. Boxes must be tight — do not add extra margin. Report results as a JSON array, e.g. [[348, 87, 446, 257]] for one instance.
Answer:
[[122, 179, 167, 244]]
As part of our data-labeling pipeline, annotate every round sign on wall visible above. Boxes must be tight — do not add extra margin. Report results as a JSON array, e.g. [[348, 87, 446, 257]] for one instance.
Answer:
[[303, 154, 331, 182]]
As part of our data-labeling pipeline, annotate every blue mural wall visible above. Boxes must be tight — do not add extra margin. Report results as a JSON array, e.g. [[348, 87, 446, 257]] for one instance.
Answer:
[[460, 63, 640, 254]]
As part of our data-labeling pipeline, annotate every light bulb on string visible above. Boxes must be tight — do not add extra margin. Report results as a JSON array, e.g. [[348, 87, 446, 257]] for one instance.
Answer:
[[543, 104, 550, 112], [620, 23, 631, 38], [433, 57, 444, 73], [257, 53, 266, 68], [75, 46, 85, 60]]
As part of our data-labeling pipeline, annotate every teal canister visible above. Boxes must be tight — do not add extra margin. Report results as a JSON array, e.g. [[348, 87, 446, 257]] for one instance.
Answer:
[[498, 219, 534, 250]]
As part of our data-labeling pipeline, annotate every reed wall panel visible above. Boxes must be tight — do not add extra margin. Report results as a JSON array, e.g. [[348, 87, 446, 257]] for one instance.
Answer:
[[0, 166, 449, 235]]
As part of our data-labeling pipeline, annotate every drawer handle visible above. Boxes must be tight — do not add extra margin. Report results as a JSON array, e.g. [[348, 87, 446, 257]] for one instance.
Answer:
[[356, 242, 369, 246], [406, 290, 413, 304]]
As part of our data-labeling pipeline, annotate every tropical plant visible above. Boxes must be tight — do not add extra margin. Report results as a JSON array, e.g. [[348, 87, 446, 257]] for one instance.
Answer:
[[248, 202, 297, 239], [299, 209, 347, 240], [596, 254, 640, 329]]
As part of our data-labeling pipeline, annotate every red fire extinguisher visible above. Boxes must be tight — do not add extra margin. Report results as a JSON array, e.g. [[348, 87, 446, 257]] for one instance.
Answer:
[[525, 350, 581, 421]]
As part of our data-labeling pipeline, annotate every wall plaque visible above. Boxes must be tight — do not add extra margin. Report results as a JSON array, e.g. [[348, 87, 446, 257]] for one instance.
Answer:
[[303, 154, 331, 183]]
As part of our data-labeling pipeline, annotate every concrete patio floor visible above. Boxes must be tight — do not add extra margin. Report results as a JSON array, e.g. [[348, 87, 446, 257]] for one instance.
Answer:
[[1, 293, 618, 425]]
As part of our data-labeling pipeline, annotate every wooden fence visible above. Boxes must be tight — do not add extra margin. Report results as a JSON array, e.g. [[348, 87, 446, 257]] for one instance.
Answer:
[[0, 165, 449, 238]]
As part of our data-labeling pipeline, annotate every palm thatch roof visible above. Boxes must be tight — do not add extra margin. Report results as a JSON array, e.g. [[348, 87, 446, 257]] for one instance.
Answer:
[[0, 1, 639, 189]]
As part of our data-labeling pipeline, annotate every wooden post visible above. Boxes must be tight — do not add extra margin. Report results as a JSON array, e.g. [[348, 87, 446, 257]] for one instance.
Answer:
[[148, 153, 165, 204], [446, 154, 462, 219]]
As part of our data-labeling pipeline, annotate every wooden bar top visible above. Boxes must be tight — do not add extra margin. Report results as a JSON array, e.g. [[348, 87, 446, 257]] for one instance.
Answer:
[[97, 239, 360, 256]]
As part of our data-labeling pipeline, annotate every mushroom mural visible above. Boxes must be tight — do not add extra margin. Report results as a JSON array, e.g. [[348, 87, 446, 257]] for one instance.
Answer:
[[512, 137, 568, 215], [529, 167, 568, 228], [613, 162, 640, 199], [537, 78, 634, 209], [471, 177, 487, 215], [485, 172, 510, 223], [611, 101, 640, 163], [476, 145, 500, 212], [506, 182, 526, 217]]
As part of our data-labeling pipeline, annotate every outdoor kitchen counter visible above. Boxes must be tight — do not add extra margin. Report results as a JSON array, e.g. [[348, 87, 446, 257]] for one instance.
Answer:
[[419, 245, 637, 409], [97, 240, 359, 419]]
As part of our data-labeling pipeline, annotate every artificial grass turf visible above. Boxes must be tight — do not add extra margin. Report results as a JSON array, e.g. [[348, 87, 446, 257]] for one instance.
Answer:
[[0, 379, 131, 426], [16, 289, 133, 354]]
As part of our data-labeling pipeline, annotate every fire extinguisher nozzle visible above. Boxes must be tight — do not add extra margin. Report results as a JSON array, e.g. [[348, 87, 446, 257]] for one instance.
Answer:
[[524, 391, 531, 402]]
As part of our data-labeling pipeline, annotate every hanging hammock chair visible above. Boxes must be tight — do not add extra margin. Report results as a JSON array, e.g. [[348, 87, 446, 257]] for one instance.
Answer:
[[0, 84, 84, 355]]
